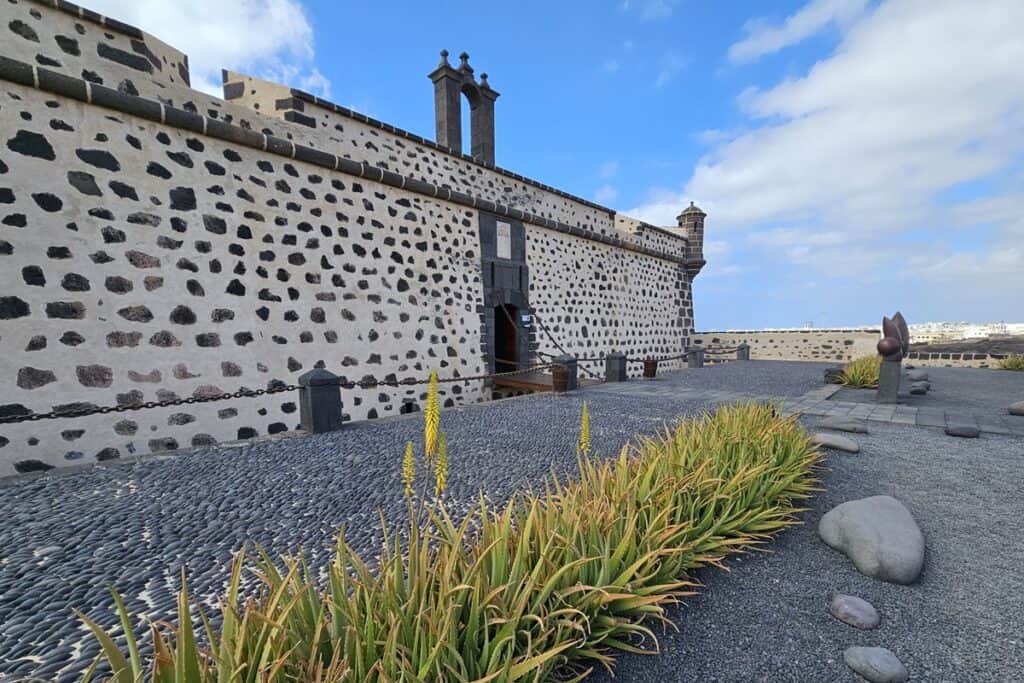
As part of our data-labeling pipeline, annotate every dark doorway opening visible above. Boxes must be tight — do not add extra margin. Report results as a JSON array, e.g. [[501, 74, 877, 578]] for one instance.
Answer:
[[494, 304, 519, 373]]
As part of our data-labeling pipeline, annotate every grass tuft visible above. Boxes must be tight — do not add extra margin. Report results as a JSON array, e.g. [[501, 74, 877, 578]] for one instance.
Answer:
[[80, 402, 820, 681], [840, 354, 881, 388], [999, 354, 1024, 371]]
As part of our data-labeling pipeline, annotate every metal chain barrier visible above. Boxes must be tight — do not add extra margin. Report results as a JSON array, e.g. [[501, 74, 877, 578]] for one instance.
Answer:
[[624, 351, 691, 364], [0, 384, 299, 425], [527, 311, 603, 381], [2, 310, 725, 427], [540, 352, 617, 366], [0, 363, 556, 426], [329, 362, 556, 389], [704, 346, 740, 354]]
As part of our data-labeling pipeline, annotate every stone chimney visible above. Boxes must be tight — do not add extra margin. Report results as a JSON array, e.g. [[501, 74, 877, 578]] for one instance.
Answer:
[[677, 201, 706, 278], [427, 50, 499, 165]]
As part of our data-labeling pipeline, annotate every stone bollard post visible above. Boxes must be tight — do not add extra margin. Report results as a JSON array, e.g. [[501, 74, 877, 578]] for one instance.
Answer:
[[737, 343, 750, 361], [551, 364, 569, 393], [298, 368, 344, 433], [877, 358, 902, 404], [687, 346, 705, 368], [605, 352, 627, 382], [553, 355, 578, 391]]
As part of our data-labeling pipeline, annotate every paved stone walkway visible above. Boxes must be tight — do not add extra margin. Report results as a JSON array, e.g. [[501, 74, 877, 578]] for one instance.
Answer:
[[588, 369, 1024, 437], [785, 385, 1024, 436]]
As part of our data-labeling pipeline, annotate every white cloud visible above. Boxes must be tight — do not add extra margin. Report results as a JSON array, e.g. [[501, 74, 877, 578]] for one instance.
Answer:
[[729, 0, 869, 64], [599, 160, 620, 179], [655, 53, 688, 87], [595, 184, 619, 204], [700, 240, 746, 278], [910, 244, 1024, 282], [746, 228, 849, 248], [696, 126, 751, 146], [84, 0, 330, 97], [629, 0, 1024, 299], [621, 0, 677, 21]]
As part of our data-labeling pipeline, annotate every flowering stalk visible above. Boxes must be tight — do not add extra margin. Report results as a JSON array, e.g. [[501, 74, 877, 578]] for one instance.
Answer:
[[434, 432, 448, 497], [576, 401, 591, 457], [424, 370, 440, 465], [401, 441, 415, 499]]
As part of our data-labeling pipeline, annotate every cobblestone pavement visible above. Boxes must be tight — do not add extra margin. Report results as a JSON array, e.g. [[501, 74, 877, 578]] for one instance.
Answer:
[[794, 383, 1024, 436], [589, 363, 1024, 436], [1, 360, 1021, 680]]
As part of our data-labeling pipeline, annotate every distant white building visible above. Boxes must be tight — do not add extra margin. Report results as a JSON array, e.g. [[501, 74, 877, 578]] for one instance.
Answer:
[[908, 321, 1023, 344]]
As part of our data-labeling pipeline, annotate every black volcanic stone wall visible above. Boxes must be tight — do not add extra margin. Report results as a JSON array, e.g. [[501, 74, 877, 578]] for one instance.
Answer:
[[0, 79, 487, 474], [0, 1, 698, 475], [526, 229, 692, 377]]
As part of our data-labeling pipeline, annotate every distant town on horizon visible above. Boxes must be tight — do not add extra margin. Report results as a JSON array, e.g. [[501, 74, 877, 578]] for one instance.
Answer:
[[716, 322, 1024, 344]]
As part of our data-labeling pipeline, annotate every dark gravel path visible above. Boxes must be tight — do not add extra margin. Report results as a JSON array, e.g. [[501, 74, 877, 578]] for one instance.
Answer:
[[0, 367, 755, 681], [833, 365, 1024, 416], [588, 419, 1024, 682], [659, 360, 828, 398]]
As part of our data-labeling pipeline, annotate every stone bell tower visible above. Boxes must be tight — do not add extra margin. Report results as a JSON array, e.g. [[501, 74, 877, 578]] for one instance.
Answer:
[[428, 50, 500, 165]]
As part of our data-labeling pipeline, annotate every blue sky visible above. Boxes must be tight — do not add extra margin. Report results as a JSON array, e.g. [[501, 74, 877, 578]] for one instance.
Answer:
[[89, 0, 1024, 329]]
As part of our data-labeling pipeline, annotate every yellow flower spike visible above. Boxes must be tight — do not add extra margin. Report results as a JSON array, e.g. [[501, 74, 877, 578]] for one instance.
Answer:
[[434, 432, 448, 497], [576, 401, 591, 457], [424, 369, 441, 464], [401, 441, 415, 498]]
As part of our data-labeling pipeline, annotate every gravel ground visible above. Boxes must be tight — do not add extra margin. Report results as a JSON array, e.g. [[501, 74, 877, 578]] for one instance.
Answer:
[[655, 360, 829, 398], [588, 419, 1024, 682], [2, 361, 1020, 681], [833, 365, 1024, 415], [0, 374, 740, 681]]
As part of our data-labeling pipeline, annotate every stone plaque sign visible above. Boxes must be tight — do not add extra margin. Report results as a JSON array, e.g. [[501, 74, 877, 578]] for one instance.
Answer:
[[496, 221, 511, 259]]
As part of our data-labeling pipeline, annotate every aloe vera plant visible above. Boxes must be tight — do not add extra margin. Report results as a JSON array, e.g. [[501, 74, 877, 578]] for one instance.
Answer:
[[840, 354, 881, 388], [81, 402, 820, 681]]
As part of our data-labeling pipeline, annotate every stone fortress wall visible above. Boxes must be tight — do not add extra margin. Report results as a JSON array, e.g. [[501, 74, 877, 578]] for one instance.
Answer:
[[693, 329, 881, 363], [0, 0, 704, 475]]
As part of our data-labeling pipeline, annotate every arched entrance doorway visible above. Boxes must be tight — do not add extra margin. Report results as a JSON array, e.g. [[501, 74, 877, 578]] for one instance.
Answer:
[[494, 304, 519, 373]]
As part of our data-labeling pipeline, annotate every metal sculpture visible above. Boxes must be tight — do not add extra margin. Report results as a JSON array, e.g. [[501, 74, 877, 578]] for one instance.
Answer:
[[876, 311, 910, 404]]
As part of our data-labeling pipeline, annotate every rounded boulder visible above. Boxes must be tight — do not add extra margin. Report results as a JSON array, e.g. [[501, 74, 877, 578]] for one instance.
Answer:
[[945, 425, 980, 438], [843, 646, 908, 683], [811, 432, 860, 453], [830, 594, 880, 629], [818, 495, 924, 584]]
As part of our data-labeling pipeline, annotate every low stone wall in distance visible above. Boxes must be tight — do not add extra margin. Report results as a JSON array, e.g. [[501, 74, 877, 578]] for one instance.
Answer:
[[904, 352, 1011, 369], [693, 329, 880, 363]]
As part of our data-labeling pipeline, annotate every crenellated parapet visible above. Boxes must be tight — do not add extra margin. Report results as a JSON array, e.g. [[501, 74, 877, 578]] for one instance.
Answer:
[[8, 0, 190, 100]]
